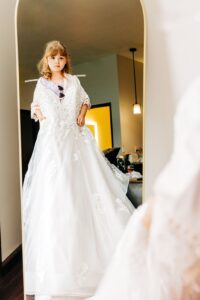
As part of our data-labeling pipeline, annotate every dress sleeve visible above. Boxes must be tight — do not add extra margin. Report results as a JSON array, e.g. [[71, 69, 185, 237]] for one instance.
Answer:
[[30, 81, 40, 122], [74, 75, 91, 109]]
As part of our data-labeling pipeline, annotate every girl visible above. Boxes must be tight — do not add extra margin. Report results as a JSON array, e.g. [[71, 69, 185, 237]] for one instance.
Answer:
[[22, 40, 134, 300]]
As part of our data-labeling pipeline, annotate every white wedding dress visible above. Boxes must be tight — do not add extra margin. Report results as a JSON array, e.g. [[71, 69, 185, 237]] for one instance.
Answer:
[[88, 78, 200, 300], [22, 73, 134, 299]]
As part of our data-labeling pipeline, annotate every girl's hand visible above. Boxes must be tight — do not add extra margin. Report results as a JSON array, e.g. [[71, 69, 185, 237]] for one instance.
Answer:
[[77, 113, 85, 126], [34, 104, 46, 121], [77, 103, 88, 126]]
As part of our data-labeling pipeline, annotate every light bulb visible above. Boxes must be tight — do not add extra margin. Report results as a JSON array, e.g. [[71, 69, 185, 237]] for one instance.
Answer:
[[133, 104, 141, 114]]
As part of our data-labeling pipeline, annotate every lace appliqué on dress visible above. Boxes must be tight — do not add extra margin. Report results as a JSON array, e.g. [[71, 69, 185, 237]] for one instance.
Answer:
[[81, 97, 91, 109], [92, 193, 106, 214], [73, 150, 81, 161], [76, 262, 89, 286]]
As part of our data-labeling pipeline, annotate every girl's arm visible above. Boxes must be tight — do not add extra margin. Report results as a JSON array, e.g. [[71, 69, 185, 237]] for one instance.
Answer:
[[31, 103, 46, 121], [35, 107, 46, 121], [75, 75, 91, 127], [77, 103, 89, 126], [31, 82, 46, 122]]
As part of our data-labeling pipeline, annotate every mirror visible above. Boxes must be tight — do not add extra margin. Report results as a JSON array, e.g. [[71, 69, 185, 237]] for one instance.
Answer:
[[1, 0, 144, 299]]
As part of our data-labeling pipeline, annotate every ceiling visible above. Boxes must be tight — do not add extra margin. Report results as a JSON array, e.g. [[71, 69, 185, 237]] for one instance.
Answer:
[[17, 0, 144, 79]]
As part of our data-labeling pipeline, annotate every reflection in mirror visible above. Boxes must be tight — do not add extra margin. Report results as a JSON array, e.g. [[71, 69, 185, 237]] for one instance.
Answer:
[[1, 0, 144, 299]]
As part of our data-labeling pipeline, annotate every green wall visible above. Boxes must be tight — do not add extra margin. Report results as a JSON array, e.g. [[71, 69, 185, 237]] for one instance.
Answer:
[[73, 54, 121, 147]]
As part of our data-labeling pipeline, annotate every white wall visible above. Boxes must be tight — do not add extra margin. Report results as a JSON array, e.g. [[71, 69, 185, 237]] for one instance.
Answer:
[[0, 0, 22, 261]]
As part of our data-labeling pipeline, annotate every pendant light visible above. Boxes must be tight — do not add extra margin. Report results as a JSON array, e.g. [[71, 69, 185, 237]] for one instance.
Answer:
[[130, 48, 141, 114]]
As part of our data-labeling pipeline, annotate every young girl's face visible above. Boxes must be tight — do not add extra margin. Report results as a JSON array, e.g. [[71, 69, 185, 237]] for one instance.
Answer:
[[47, 52, 67, 73]]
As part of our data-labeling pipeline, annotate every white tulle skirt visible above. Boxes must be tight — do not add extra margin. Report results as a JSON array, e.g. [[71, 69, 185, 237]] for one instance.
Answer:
[[22, 121, 134, 298]]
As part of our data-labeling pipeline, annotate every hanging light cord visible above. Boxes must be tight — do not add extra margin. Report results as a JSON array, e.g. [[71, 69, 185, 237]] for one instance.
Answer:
[[130, 48, 138, 105]]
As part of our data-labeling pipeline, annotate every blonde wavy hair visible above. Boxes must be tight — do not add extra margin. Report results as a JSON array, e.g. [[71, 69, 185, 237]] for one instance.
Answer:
[[37, 41, 72, 79]]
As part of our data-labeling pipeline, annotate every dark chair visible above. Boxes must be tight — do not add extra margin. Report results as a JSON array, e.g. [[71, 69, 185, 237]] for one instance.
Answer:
[[103, 147, 121, 167]]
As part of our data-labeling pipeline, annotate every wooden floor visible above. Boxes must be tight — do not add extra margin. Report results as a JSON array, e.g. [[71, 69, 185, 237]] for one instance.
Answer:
[[1, 256, 24, 300]]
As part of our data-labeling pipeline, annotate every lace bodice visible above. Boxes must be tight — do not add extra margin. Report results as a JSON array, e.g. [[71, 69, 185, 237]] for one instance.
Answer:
[[30, 73, 91, 127]]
